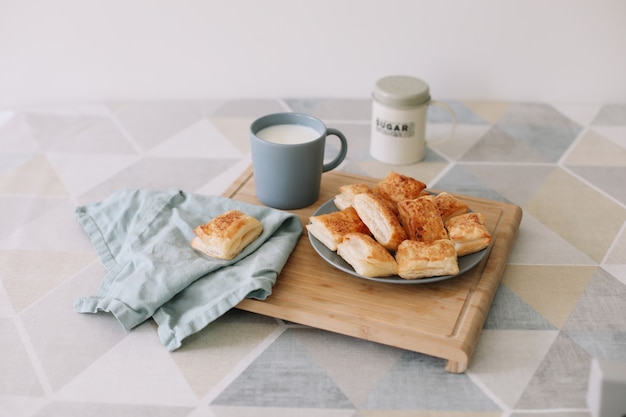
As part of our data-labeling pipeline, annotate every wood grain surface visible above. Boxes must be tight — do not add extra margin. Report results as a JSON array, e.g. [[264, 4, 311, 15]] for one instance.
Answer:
[[225, 167, 523, 373]]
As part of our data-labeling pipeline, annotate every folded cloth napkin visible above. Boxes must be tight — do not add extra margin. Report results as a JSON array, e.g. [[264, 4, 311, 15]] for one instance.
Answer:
[[73, 188, 302, 351]]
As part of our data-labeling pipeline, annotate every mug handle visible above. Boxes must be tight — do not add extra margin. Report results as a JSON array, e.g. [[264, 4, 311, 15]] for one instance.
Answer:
[[322, 128, 348, 172], [426, 100, 457, 144]]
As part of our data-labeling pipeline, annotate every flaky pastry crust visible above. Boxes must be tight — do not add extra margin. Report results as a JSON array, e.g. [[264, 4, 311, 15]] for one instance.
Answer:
[[306, 207, 370, 251], [191, 210, 263, 260]]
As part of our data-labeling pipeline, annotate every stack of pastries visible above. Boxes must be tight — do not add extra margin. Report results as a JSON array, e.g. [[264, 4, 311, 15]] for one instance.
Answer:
[[306, 171, 491, 279]]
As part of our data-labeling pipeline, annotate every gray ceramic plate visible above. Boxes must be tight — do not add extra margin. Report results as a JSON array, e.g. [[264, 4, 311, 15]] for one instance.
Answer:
[[307, 198, 488, 284]]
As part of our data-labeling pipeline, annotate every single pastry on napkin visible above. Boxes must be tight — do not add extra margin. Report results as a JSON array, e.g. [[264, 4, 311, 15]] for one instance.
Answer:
[[191, 210, 263, 260]]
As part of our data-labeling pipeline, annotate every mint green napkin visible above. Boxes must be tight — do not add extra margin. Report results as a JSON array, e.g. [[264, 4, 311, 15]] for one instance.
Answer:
[[73, 189, 302, 351]]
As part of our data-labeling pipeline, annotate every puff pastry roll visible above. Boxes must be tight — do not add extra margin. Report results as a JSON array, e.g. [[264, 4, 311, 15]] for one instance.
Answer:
[[445, 212, 492, 256], [335, 183, 398, 215], [337, 233, 398, 278], [191, 210, 263, 260], [334, 184, 373, 210], [397, 195, 448, 243], [373, 171, 427, 203], [352, 193, 407, 252], [435, 192, 469, 222], [306, 207, 370, 251], [395, 239, 459, 279]]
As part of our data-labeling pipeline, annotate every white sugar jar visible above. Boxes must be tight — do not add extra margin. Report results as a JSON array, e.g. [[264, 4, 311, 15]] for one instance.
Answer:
[[370, 75, 457, 165]]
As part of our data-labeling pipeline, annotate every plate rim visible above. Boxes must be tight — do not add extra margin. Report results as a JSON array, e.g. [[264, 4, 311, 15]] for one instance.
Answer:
[[307, 198, 488, 284]]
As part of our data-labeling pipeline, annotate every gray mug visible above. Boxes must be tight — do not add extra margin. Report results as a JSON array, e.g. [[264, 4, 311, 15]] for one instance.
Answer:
[[250, 112, 348, 210]]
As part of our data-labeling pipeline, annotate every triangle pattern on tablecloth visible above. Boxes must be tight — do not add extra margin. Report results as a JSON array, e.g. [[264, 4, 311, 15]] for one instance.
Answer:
[[566, 330, 626, 361], [483, 285, 556, 331], [0, 196, 72, 248], [568, 166, 626, 206], [460, 125, 548, 163], [113, 101, 208, 152], [591, 103, 626, 126], [468, 329, 559, 408], [77, 157, 240, 204], [170, 315, 278, 399], [459, 163, 555, 207], [460, 102, 582, 164], [431, 164, 511, 203], [428, 100, 490, 124], [563, 127, 626, 205], [499, 125, 582, 163], [1, 250, 96, 313], [208, 116, 259, 154], [502, 265, 596, 329], [290, 328, 403, 408], [497, 103, 581, 128], [562, 267, 626, 332], [431, 124, 492, 161], [591, 126, 626, 149], [507, 212, 596, 266], [553, 103, 603, 126], [563, 128, 626, 166], [25, 112, 136, 154], [19, 262, 129, 392], [211, 329, 355, 409], [45, 153, 139, 198], [361, 350, 500, 411], [524, 167, 626, 263], [603, 265, 626, 285], [0, 153, 35, 176], [508, 212, 596, 265], [56, 324, 197, 406], [2, 197, 92, 252], [0, 113, 40, 153], [515, 332, 591, 409], [0, 318, 45, 397], [147, 118, 243, 159], [462, 101, 511, 124], [0, 154, 69, 196]]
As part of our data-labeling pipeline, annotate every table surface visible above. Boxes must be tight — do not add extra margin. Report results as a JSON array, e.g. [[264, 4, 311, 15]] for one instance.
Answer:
[[1, 99, 625, 416]]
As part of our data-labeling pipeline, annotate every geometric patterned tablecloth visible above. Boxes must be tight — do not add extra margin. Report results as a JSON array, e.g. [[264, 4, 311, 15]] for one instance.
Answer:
[[1, 99, 625, 416]]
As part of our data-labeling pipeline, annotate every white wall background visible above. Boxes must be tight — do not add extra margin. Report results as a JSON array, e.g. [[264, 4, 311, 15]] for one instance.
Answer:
[[1, 0, 625, 107]]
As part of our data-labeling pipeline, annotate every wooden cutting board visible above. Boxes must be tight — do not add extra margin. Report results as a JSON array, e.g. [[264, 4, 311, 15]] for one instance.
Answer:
[[224, 167, 523, 373]]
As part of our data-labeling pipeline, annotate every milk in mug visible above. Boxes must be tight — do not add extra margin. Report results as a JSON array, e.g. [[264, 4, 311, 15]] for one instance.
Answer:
[[256, 124, 320, 145]]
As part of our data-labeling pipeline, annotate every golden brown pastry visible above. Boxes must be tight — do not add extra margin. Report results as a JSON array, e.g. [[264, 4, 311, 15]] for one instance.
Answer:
[[337, 233, 398, 277], [435, 192, 469, 222], [395, 239, 459, 279], [373, 171, 427, 203], [191, 210, 263, 260], [352, 193, 407, 252], [445, 212, 492, 256], [397, 195, 448, 242], [306, 207, 370, 251], [335, 183, 398, 215], [334, 184, 373, 210]]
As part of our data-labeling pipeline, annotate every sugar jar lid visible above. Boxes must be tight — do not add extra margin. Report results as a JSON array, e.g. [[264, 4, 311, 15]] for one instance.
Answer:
[[373, 75, 431, 107]]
